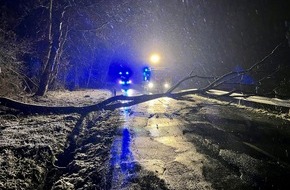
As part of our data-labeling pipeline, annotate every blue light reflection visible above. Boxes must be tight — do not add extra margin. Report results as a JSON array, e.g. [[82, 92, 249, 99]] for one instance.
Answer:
[[110, 107, 136, 186], [120, 128, 135, 174]]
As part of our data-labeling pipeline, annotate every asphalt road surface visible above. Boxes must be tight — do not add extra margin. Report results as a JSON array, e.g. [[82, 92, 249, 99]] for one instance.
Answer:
[[110, 94, 290, 190]]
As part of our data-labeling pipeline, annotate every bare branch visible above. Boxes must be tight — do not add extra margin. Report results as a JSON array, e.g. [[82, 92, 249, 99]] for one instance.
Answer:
[[167, 75, 216, 93], [168, 40, 286, 95], [202, 40, 285, 91]]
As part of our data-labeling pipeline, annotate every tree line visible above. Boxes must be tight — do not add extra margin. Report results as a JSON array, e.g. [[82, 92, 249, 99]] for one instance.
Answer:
[[0, 0, 290, 98]]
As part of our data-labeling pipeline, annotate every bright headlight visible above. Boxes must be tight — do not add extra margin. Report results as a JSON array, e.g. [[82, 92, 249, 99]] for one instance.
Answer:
[[164, 83, 170, 89], [148, 82, 154, 88]]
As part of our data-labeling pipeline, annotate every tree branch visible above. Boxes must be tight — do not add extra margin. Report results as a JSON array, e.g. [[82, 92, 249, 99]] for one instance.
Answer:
[[201, 40, 285, 91], [167, 40, 286, 95]]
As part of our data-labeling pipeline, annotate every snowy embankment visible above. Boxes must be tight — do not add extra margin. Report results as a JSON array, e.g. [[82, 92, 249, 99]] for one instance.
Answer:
[[0, 89, 116, 189], [177, 88, 290, 115], [205, 89, 290, 115], [207, 89, 290, 107]]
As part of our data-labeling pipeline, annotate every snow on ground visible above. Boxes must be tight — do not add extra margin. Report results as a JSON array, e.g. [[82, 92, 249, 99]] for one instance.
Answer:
[[207, 89, 290, 109], [0, 89, 115, 189], [202, 90, 290, 121], [21, 89, 112, 107], [178, 88, 290, 119]]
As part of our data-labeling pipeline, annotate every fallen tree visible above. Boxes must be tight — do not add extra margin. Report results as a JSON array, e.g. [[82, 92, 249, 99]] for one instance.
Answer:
[[0, 93, 165, 114], [0, 40, 288, 114]]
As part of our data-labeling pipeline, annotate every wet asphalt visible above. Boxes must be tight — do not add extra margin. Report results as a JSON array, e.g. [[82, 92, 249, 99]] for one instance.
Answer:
[[110, 94, 290, 189]]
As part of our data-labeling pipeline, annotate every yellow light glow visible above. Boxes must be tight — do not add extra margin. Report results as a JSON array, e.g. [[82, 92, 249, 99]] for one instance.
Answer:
[[149, 53, 161, 64]]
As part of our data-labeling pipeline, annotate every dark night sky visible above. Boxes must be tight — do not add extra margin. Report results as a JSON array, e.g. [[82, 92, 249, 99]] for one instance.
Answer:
[[90, 0, 290, 79], [130, 1, 290, 75]]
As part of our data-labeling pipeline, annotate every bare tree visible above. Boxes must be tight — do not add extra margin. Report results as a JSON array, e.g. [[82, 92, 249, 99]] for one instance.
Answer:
[[0, 15, 33, 96], [35, 0, 70, 96]]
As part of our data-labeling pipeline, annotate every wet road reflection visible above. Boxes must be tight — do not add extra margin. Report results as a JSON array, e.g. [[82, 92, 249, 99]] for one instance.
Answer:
[[120, 128, 135, 173], [110, 102, 136, 189]]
